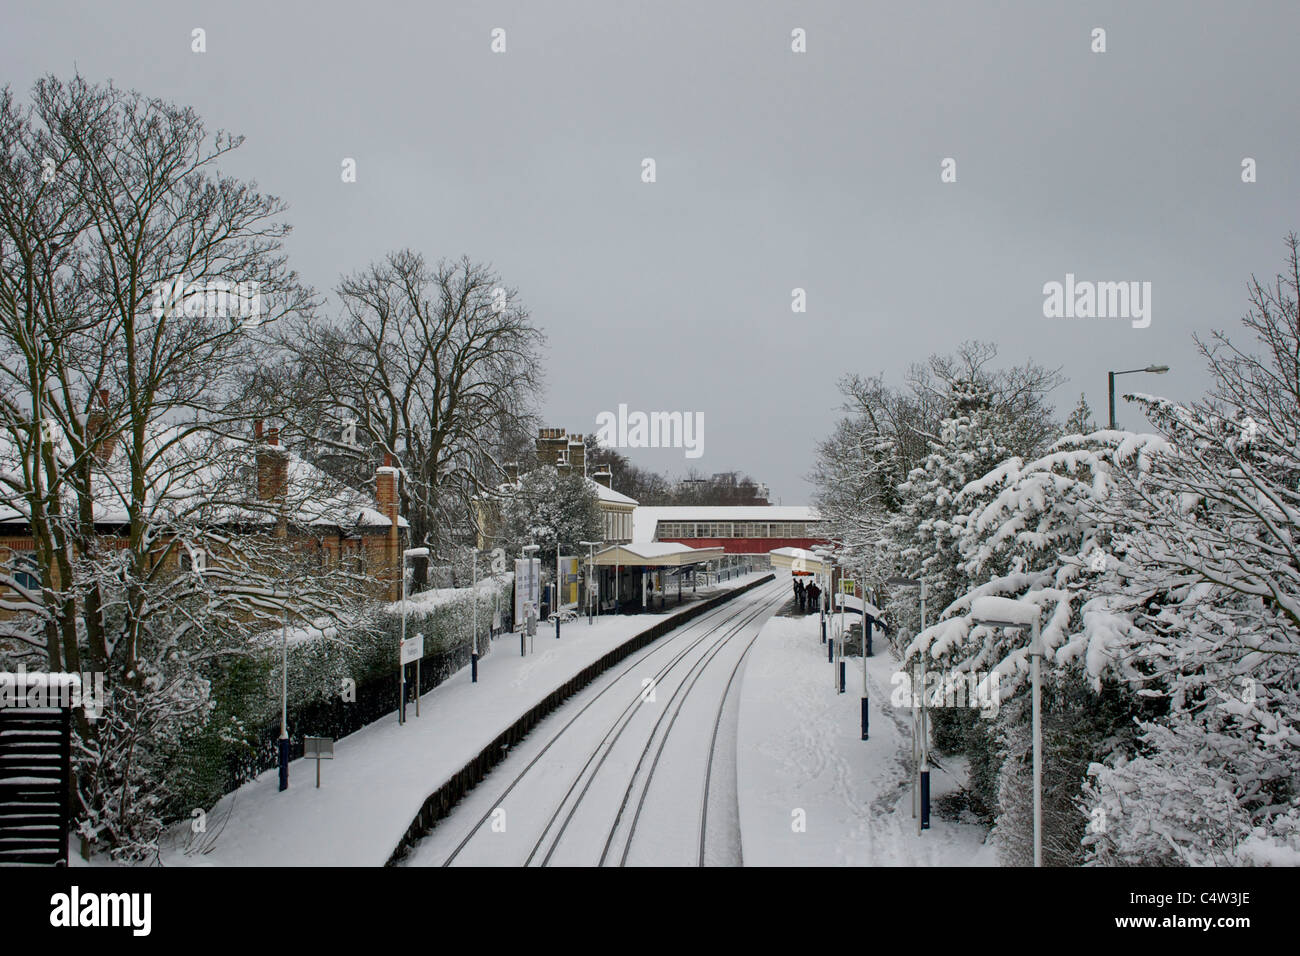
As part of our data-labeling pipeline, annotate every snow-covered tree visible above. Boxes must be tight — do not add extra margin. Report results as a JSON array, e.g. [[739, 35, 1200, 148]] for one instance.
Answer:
[[0, 77, 368, 858], [907, 236, 1300, 865], [1080, 236, 1300, 864], [274, 251, 546, 562], [1063, 393, 1096, 437], [497, 465, 601, 572]]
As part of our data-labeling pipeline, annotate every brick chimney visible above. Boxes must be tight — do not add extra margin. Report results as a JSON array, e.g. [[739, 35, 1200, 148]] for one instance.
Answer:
[[536, 427, 567, 467], [375, 453, 401, 600], [256, 422, 288, 503], [592, 465, 613, 489], [504, 461, 519, 483], [567, 436, 585, 476], [85, 389, 115, 464]]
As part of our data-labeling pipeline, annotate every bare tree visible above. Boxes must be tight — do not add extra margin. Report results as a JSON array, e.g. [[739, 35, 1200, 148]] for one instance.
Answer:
[[280, 251, 546, 562], [0, 76, 364, 856]]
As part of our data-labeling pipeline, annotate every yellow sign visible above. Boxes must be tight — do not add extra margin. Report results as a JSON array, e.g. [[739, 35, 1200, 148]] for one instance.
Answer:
[[561, 556, 580, 606]]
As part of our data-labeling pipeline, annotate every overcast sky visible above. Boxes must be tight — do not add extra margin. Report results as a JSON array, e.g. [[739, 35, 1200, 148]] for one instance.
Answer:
[[4, 1, 1298, 502]]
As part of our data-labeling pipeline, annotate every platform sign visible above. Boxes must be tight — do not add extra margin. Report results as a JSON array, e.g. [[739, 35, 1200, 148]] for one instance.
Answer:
[[400, 632, 424, 664], [514, 558, 540, 630], [303, 736, 334, 788], [303, 736, 334, 760]]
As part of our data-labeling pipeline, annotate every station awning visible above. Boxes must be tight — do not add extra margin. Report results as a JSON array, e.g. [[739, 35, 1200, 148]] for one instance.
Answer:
[[768, 546, 831, 575], [591, 542, 725, 567]]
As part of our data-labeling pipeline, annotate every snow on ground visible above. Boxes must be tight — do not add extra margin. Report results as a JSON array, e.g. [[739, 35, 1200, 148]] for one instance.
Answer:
[[153, 572, 769, 867], [401, 578, 786, 867], [736, 606, 995, 866]]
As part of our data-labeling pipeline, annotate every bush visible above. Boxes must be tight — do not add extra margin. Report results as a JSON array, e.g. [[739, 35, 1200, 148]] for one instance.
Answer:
[[160, 582, 508, 825]]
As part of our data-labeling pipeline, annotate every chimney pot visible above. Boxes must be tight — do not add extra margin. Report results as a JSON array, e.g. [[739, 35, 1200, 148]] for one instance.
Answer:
[[86, 390, 116, 464], [256, 429, 288, 502]]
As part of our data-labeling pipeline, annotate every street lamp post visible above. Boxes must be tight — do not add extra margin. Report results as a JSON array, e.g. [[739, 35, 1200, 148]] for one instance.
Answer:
[[400, 547, 430, 723], [1107, 364, 1169, 431], [970, 604, 1043, 867], [888, 576, 929, 833], [279, 605, 289, 791], [812, 547, 830, 644], [470, 546, 480, 683]]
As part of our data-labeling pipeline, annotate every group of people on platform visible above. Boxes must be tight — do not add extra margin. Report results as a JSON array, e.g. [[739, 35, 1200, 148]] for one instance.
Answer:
[[793, 576, 821, 614]]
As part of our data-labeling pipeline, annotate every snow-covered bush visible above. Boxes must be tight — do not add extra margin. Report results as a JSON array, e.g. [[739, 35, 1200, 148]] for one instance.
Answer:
[[1082, 719, 1256, 866]]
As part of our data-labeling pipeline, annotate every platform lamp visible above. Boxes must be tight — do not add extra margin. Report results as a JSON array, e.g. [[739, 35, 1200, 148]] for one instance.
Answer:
[[400, 547, 430, 723], [887, 576, 928, 833], [812, 546, 832, 644], [469, 546, 480, 683], [969, 599, 1043, 867], [580, 540, 602, 624], [1107, 364, 1169, 431], [278, 605, 290, 791]]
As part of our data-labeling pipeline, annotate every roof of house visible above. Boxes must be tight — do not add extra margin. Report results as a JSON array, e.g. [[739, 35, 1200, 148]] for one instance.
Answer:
[[590, 478, 638, 507], [0, 423, 407, 533]]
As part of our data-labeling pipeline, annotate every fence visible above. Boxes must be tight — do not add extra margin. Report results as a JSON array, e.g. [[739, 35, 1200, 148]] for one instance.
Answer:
[[223, 643, 473, 795]]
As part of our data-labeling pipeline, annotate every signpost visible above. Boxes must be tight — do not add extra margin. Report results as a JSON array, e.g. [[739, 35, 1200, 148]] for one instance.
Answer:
[[303, 736, 334, 788], [399, 547, 430, 724], [401, 632, 424, 718]]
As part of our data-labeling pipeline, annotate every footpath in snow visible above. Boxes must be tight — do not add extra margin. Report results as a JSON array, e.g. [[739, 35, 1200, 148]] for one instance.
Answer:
[[152, 573, 769, 868], [736, 605, 995, 866]]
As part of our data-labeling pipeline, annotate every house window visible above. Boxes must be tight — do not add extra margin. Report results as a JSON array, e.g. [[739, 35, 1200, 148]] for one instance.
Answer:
[[11, 551, 39, 592]]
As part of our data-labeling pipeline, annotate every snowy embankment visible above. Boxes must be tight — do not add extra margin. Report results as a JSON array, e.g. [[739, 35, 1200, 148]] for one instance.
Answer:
[[736, 611, 995, 866], [151, 572, 769, 867]]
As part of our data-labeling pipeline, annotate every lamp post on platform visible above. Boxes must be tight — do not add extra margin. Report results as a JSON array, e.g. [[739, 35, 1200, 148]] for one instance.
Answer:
[[888, 576, 928, 833], [970, 602, 1043, 866], [278, 606, 289, 791]]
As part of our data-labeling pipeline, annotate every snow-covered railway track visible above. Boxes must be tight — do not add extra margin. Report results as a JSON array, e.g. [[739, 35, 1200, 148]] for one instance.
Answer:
[[412, 579, 785, 867], [599, 589, 786, 867]]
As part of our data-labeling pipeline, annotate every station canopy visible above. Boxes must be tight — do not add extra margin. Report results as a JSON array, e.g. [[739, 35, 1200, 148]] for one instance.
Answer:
[[591, 542, 725, 567], [768, 546, 831, 575]]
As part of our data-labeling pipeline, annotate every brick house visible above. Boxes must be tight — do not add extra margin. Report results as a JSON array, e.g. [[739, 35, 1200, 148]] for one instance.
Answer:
[[0, 416, 408, 612]]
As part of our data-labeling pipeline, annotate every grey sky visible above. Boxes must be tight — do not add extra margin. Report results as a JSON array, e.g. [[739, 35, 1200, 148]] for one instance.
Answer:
[[4, 1, 1298, 502]]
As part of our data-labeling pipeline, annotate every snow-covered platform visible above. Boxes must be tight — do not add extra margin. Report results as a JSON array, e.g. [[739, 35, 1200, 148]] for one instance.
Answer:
[[151, 573, 771, 868], [736, 611, 995, 866]]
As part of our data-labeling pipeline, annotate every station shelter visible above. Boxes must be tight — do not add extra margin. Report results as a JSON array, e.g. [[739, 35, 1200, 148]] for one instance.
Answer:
[[588, 542, 725, 613]]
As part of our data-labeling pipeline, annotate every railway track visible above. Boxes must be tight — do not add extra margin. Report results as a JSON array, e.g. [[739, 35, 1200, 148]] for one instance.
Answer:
[[427, 578, 785, 867]]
